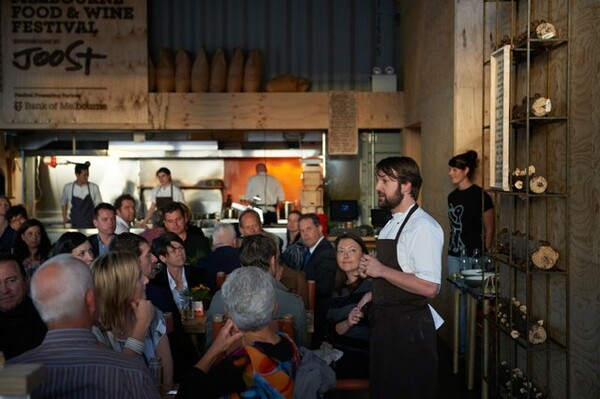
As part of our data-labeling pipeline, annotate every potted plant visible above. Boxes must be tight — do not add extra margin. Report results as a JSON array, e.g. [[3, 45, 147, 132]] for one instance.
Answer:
[[181, 284, 212, 317]]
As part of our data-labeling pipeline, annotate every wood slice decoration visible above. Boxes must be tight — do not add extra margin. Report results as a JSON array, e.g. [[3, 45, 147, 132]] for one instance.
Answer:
[[243, 49, 263, 92], [209, 48, 228, 93], [148, 57, 156, 92], [227, 47, 244, 92], [156, 48, 175, 93], [529, 175, 548, 194], [531, 243, 559, 270], [191, 47, 210, 92]]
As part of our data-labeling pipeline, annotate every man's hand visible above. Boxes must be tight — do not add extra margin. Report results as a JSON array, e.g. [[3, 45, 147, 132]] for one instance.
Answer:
[[359, 254, 386, 279]]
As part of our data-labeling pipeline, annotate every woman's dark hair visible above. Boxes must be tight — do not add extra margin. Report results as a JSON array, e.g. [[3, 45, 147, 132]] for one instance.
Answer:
[[74, 161, 91, 175], [52, 232, 89, 257], [13, 218, 52, 263], [333, 233, 369, 292], [156, 167, 171, 177], [449, 150, 479, 179], [285, 210, 302, 245]]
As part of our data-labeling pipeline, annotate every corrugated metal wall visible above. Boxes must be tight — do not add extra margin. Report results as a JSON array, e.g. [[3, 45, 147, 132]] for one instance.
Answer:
[[148, 0, 400, 91]]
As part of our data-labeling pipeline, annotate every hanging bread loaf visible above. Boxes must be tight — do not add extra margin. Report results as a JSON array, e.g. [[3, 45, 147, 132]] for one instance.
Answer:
[[243, 49, 263, 92], [148, 58, 156, 92], [156, 48, 175, 93], [265, 75, 311, 92], [191, 47, 210, 92], [174, 49, 191, 93], [209, 48, 227, 92], [227, 47, 245, 92]]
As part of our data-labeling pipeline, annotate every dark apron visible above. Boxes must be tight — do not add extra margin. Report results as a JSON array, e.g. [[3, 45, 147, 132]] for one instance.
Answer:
[[370, 204, 438, 399], [70, 182, 95, 228], [155, 185, 174, 211]]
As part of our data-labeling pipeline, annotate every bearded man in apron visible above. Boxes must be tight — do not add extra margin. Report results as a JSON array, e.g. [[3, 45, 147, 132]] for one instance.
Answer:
[[358, 157, 443, 399], [60, 162, 103, 229]]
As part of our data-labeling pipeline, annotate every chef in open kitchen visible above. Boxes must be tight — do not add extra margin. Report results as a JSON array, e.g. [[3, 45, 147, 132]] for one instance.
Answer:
[[60, 162, 103, 229]]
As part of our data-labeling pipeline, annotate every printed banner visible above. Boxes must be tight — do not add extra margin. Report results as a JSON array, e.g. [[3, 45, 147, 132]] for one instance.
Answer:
[[2, 0, 148, 124]]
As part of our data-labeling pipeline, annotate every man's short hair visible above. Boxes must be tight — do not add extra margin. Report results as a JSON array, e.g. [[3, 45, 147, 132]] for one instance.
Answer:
[[239, 233, 277, 270], [114, 194, 135, 211], [93, 203, 116, 218], [151, 232, 185, 259], [375, 156, 423, 200], [111, 233, 147, 258], [0, 253, 26, 278], [238, 209, 261, 226], [212, 223, 237, 247], [6, 205, 28, 222], [299, 213, 321, 227], [160, 201, 186, 217], [32, 254, 92, 324]]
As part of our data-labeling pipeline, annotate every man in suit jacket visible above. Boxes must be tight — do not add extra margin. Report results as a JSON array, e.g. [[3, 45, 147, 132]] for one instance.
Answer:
[[150, 232, 206, 310], [299, 213, 337, 348]]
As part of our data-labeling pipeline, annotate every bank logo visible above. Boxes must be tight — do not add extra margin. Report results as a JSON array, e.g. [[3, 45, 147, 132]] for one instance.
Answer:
[[14, 101, 22, 112]]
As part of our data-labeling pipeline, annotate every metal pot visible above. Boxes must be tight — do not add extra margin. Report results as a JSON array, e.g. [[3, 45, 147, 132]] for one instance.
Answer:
[[222, 208, 239, 220], [279, 201, 294, 220]]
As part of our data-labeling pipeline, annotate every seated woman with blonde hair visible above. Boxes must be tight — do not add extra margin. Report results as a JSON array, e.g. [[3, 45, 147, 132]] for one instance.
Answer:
[[91, 251, 173, 384], [177, 266, 300, 398]]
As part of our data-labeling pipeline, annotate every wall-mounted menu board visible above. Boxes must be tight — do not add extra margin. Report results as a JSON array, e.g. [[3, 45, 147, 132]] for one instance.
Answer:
[[328, 91, 358, 155], [489, 45, 511, 191], [1, 1, 147, 125]]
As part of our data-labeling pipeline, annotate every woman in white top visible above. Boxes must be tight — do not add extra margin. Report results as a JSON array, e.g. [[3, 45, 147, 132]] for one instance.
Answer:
[[143, 167, 185, 226]]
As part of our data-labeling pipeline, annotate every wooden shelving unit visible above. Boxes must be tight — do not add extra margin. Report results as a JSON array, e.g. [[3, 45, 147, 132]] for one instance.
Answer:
[[482, 1, 570, 398]]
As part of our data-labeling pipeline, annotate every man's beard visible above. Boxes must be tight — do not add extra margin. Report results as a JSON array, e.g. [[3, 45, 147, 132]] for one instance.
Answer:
[[378, 189, 404, 210]]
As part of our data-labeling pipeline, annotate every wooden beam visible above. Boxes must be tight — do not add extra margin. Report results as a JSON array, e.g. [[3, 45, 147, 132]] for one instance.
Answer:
[[0, 92, 404, 131]]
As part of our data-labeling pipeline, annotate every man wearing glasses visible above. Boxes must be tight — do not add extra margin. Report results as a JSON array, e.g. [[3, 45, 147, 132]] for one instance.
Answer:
[[150, 232, 206, 310]]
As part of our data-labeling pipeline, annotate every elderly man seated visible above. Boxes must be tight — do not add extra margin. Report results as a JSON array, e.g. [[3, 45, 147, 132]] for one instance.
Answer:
[[9, 254, 161, 398], [0, 254, 46, 360], [177, 266, 300, 398], [195, 222, 241, 292], [205, 233, 307, 348]]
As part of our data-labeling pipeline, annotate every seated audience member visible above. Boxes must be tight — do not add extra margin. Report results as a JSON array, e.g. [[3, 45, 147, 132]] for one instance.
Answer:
[[177, 267, 300, 399], [325, 233, 372, 378], [286, 210, 302, 246], [298, 213, 337, 348], [238, 209, 307, 302], [238, 208, 284, 250], [112, 232, 198, 381], [6, 204, 28, 232], [162, 202, 211, 264], [0, 254, 47, 360], [9, 254, 160, 398], [88, 202, 117, 258], [52, 231, 94, 267], [0, 196, 13, 254], [205, 233, 307, 348], [13, 219, 52, 277], [91, 251, 174, 385], [139, 210, 166, 246], [114, 194, 137, 234], [151, 232, 206, 309], [196, 222, 241, 292]]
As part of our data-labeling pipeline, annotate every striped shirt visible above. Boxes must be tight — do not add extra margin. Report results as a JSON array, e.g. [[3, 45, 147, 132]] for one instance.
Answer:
[[9, 328, 161, 399]]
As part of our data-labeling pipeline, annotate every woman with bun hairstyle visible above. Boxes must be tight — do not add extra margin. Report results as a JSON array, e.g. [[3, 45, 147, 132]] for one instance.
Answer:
[[447, 150, 494, 353]]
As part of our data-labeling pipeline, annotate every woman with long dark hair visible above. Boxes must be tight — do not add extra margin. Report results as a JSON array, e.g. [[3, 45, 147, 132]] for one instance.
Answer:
[[325, 232, 372, 378], [13, 219, 51, 277]]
